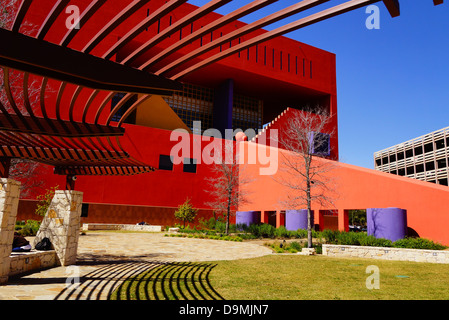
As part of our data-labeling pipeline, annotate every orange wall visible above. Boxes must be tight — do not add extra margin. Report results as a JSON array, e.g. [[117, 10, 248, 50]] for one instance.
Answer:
[[238, 142, 449, 245]]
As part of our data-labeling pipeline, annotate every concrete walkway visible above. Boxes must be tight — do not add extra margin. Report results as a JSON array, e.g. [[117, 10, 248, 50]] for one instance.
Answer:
[[0, 232, 272, 300]]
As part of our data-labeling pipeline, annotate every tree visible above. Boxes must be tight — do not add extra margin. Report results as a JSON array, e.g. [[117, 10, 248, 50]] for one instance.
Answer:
[[205, 139, 251, 235], [174, 198, 198, 229], [275, 106, 337, 248]]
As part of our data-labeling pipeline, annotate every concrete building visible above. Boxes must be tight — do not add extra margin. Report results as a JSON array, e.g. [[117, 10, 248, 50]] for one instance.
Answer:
[[374, 126, 449, 186]]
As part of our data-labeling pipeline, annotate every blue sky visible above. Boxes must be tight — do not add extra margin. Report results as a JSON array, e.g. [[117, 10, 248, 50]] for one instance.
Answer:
[[187, 1, 449, 169]]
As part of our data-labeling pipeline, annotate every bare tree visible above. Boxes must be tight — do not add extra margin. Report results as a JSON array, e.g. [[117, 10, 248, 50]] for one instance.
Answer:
[[275, 106, 337, 248], [205, 139, 251, 235]]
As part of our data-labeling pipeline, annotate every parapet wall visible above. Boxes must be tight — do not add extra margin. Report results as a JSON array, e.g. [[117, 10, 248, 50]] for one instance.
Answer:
[[322, 244, 449, 264]]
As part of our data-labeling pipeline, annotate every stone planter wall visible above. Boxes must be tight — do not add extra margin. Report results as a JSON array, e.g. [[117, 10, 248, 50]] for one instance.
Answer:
[[82, 223, 161, 232], [34, 190, 83, 267], [9, 251, 57, 277], [322, 244, 449, 264]]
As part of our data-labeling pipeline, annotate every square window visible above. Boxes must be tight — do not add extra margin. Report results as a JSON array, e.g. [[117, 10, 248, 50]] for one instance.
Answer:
[[159, 155, 173, 171], [183, 158, 197, 173]]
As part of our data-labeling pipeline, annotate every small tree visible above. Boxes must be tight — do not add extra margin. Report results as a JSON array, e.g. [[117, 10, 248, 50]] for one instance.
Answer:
[[205, 140, 251, 235], [174, 198, 198, 228], [275, 106, 337, 248], [35, 185, 58, 217]]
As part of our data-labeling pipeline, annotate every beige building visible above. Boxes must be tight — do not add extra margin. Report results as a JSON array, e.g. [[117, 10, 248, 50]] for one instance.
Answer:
[[374, 126, 449, 186]]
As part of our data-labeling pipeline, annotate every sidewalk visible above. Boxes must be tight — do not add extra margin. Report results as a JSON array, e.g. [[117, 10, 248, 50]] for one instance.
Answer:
[[0, 232, 272, 300]]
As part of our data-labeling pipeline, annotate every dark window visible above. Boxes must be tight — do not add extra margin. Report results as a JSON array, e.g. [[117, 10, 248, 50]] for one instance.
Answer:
[[81, 204, 89, 218], [110, 93, 137, 124], [406, 149, 413, 158], [435, 139, 445, 150], [183, 158, 197, 173], [406, 166, 415, 175], [424, 143, 433, 153], [159, 155, 173, 171], [439, 178, 448, 186], [416, 164, 424, 173], [375, 159, 381, 166], [389, 154, 396, 162], [414, 146, 423, 156], [397, 152, 404, 161], [310, 132, 330, 156], [398, 168, 406, 176], [438, 159, 447, 169], [426, 161, 435, 171]]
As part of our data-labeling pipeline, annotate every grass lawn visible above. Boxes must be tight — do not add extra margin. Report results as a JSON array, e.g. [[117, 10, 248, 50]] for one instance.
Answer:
[[210, 255, 449, 300], [110, 254, 449, 300]]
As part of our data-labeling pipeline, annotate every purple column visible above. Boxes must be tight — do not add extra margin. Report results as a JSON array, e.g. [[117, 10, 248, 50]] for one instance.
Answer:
[[367, 207, 407, 242], [236, 211, 260, 228], [285, 209, 308, 231]]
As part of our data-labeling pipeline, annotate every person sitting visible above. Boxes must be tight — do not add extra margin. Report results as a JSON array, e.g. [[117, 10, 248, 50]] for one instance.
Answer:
[[12, 232, 32, 252]]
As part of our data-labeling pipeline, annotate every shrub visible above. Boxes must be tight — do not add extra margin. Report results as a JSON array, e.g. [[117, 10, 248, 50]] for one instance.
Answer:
[[16, 220, 40, 236], [393, 237, 447, 250]]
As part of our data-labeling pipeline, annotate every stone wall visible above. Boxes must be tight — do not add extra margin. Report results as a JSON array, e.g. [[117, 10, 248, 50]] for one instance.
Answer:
[[322, 244, 449, 264], [34, 190, 83, 267], [82, 223, 162, 232], [0, 179, 21, 285], [9, 251, 57, 277]]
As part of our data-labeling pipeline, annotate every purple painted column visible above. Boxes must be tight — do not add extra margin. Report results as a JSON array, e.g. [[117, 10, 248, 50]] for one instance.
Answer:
[[367, 207, 407, 242], [236, 211, 260, 228], [285, 210, 308, 231]]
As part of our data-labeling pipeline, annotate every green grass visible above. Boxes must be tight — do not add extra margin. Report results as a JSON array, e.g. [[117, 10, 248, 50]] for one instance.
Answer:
[[210, 255, 449, 300], [109, 255, 449, 300]]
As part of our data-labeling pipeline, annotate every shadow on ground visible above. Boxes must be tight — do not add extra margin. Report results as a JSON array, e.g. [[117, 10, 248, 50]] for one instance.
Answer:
[[53, 260, 224, 300]]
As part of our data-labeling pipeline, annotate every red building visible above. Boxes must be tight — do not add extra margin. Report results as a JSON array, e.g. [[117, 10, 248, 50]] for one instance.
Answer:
[[16, 0, 338, 227]]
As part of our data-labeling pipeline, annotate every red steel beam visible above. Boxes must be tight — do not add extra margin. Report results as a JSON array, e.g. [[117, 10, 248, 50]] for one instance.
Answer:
[[37, 0, 71, 40], [122, 0, 233, 65], [60, 0, 107, 47], [82, 0, 148, 54], [433, 0, 443, 5], [382, 0, 400, 17], [12, 0, 33, 33], [155, 0, 330, 76], [170, 0, 385, 80], [102, 0, 188, 60], [138, 0, 278, 70]]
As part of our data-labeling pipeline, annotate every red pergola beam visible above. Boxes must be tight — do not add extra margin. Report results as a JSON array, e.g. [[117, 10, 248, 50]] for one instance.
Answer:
[[0, 28, 182, 95], [382, 0, 400, 17], [433, 0, 443, 5]]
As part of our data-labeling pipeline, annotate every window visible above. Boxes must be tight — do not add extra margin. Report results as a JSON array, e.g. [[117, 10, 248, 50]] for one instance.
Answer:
[[183, 158, 197, 173], [309, 132, 330, 156], [159, 155, 173, 171], [110, 93, 137, 124], [81, 204, 89, 218]]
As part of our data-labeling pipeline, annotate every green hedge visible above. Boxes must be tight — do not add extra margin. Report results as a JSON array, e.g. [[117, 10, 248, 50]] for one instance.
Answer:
[[321, 230, 447, 250]]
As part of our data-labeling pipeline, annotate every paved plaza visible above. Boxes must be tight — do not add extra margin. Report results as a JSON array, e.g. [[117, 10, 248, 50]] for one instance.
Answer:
[[0, 232, 272, 300]]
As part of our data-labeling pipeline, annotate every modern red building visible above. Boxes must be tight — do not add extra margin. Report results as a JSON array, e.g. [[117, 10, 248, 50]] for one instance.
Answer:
[[16, 0, 338, 226]]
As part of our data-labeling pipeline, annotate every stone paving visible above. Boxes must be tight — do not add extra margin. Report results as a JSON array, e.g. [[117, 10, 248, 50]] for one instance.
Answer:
[[0, 231, 273, 300]]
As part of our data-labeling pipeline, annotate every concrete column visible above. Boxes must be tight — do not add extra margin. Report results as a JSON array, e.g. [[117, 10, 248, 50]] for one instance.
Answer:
[[276, 211, 285, 228], [314, 210, 325, 231], [338, 209, 349, 232], [260, 211, 269, 224], [34, 190, 83, 266], [0, 179, 21, 285]]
